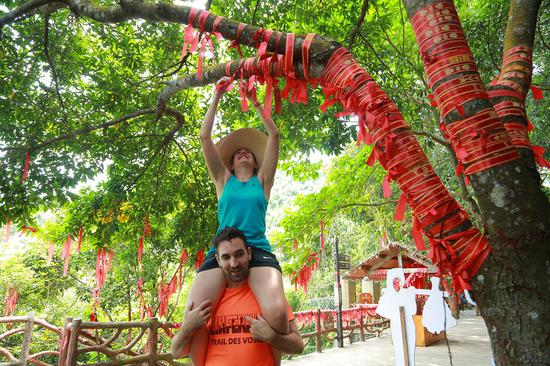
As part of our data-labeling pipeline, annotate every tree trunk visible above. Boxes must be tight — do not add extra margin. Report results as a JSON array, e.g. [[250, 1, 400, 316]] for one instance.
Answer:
[[402, 0, 550, 364]]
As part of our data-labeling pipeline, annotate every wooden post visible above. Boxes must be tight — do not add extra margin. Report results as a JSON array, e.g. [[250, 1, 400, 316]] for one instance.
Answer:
[[315, 309, 322, 353], [359, 313, 365, 342], [147, 318, 159, 366], [399, 306, 409, 366], [333, 236, 344, 348], [66, 318, 81, 366], [57, 318, 72, 366], [19, 313, 34, 364]]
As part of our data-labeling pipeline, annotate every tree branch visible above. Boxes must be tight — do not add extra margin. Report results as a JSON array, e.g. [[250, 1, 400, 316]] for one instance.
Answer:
[[0, 0, 59, 28], [43, 14, 68, 124], [157, 55, 286, 113], [4, 108, 157, 152], [411, 130, 450, 147], [347, 0, 369, 51], [128, 107, 185, 189], [334, 201, 397, 211]]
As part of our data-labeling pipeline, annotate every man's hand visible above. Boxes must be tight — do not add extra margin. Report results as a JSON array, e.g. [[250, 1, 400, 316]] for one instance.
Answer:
[[171, 300, 213, 359], [182, 299, 213, 332], [245, 315, 275, 343], [244, 316, 304, 355]]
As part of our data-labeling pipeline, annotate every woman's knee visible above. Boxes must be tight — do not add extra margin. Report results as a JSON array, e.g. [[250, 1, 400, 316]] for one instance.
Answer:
[[261, 301, 289, 333]]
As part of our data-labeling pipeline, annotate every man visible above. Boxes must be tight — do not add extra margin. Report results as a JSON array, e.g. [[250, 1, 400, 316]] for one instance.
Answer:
[[171, 227, 304, 365]]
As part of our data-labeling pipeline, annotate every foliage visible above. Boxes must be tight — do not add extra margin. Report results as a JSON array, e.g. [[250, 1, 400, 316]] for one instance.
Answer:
[[0, 0, 548, 359]]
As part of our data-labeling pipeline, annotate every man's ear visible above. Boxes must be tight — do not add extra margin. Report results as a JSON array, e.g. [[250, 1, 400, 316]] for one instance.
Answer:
[[247, 246, 252, 260], [215, 254, 221, 266]]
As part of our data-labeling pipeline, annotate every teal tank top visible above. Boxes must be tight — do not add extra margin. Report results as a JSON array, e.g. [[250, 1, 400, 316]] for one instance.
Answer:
[[208, 175, 271, 255]]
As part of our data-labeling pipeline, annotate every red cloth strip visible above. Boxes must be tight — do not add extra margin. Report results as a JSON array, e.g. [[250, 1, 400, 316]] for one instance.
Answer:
[[320, 46, 489, 291]]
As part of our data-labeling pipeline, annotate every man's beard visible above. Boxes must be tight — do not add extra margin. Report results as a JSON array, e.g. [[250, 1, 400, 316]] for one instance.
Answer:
[[225, 267, 249, 282]]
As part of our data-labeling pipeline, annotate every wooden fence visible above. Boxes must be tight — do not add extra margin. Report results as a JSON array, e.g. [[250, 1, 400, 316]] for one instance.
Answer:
[[1, 307, 389, 365], [293, 306, 389, 354]]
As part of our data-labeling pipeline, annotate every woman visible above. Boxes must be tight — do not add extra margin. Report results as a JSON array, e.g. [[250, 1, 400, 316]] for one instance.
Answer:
[[187, 77, 288, 365]]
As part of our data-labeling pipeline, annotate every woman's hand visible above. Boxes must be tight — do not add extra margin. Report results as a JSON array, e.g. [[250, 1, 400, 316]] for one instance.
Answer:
[[215, 76, 233, 97]]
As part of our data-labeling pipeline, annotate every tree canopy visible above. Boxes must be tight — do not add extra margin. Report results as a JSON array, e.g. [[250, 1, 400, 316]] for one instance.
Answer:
[[1, 0, 549, 363]]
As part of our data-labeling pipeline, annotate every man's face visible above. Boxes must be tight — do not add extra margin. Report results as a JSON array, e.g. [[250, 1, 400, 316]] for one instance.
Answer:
[[215, 237, 251, 284]]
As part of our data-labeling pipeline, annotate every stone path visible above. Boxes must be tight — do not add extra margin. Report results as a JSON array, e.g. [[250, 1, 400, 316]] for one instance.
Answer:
[[283, 310, 493, 366]]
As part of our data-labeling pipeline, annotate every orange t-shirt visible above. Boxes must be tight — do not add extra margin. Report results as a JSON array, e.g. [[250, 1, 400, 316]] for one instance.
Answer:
[[204, 284, 295, 366]]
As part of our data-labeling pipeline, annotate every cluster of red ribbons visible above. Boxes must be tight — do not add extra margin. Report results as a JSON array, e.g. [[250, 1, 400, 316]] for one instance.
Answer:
[[3, 287, 18, 316], [137, 213, 151, 267], [58, 228, 83, 275], [317, 45, 489, 290], [488, 45, 549, 168], [157, 248, 190, 319], [136, 278, 154, 320], [47, 242, 55, 263], [4, 220, 10, 242], [18, 225, 37, 237], [411, 1, 520, 180], [61, 235, 72, 276], [319, 220, 325, 255], [21, 151, 30, 182], [90, 248, 114, 321], [221, 32, 319, 119], [180, 9, 224, 79], [291, 252, 319, 293]]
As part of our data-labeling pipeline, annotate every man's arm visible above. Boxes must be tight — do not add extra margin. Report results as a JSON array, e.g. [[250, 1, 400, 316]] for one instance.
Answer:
[[245, 315, 304, 355], [171, 300, 213, 359]]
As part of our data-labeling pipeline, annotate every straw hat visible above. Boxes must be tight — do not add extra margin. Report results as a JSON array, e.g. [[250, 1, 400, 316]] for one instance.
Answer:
[[216, 128, 267, 170]]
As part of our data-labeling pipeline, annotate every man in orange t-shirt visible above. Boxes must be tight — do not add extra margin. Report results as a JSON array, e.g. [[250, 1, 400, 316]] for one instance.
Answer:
[[171, 228, 303, 365]]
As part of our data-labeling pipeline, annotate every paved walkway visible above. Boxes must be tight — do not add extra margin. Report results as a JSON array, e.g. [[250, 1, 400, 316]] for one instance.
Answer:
[[283, 310, 493, 366]]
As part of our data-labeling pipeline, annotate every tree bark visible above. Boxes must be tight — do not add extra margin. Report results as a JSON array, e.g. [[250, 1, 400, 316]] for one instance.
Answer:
[[402, 0, 550, 364]]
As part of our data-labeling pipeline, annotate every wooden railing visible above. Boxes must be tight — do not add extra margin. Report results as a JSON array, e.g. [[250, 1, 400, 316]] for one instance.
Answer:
[[293, 305, 390, 354], [1, 307, 390, 365], [0, 314, 58, 366]]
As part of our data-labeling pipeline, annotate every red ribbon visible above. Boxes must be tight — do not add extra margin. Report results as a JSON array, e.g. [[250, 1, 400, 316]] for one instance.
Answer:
[[21, 151, 30, 182], [320, 220, 325, 255], [138, 236, 144, 266], [61, 235, 72, 276], [77, 227, 83, 253], [194, 249, 205, 270]]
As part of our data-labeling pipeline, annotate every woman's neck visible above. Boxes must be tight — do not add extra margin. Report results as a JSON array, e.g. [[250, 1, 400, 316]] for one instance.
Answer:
[[233, 166, 254, 181]]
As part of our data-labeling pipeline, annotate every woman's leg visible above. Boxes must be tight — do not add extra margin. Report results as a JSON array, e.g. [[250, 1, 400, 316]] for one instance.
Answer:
[[187, 267, 225, 366], [248, 266, 289, 366], [248, 267, 289, 333]]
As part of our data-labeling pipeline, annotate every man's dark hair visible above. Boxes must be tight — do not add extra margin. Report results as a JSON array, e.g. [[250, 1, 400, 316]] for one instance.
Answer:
[[212, 227, 248, 249]]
